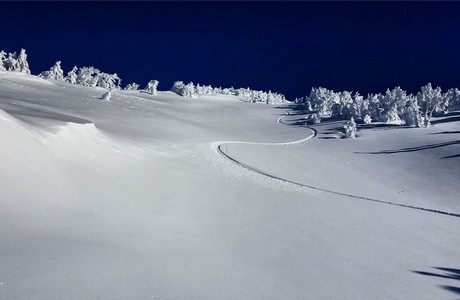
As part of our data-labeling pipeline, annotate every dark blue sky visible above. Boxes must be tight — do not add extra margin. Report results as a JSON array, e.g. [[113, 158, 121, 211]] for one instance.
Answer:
[[2, 1, 460, 99]]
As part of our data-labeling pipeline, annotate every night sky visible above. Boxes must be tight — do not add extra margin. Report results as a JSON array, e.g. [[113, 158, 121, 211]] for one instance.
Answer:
[[2, 1, 459, 99]]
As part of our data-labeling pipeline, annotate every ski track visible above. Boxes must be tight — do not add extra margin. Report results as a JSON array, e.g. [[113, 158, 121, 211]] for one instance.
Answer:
[[212, 110, 460, 219]]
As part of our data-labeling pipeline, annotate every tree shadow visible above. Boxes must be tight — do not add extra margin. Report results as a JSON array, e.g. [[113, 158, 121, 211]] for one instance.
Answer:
[[273, 104, 309, 113], [440, 111, 460, 117], [357, 123, 408, 131], [430, 131, 460, 135], [281, 118, 314, 127], [412, 267, 460, 296], [431, 115, 460, 125], [443, 153, 460, 159], [355, 140, 460, 154]]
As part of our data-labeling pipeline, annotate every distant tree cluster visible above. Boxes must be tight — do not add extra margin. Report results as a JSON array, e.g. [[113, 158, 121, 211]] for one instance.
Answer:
[[124, 83, 140, 91], [295, 84, 460, 127], [69, 66, 121, 90], [38, 60, 160, 95], [170, 81, 287, 104], [0, 49, 30, 74], [37, 61, 122, 90]]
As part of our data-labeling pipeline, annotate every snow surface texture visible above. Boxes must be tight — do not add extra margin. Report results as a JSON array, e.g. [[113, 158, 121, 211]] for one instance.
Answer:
[[1, 71, 460, 299]]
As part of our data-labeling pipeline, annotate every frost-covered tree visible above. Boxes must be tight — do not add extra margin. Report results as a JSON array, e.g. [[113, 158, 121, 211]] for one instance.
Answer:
[[445, 88, 460, 111], [124, 83, 140, 91], [171, 81, 195, 98], [2, 51, 18, 71], [17, 49, 30, 74], [308, 87, 336, 115], [76, 67, 92, 86], [365, 93, 383, 122], [312, 113, 321, 124], [385, 106, 402, 124], [101, 91, 111, 101], [65, 66, 78, 84], [145, 80, 159, 95], [344, 117, 357, 138], [377, 87, 408, 124], [334, 91, 354, 119], [0, 48, 29, 73], [39, 61, 64, 80], [402, 97, 422, 127], [417, 83, 443, 127], [96, 72, 121, 90], [0, 51, 6, 71], [363, 114, 372, 125], [348, 92, 364, 120], [69, 66, 122, 89]]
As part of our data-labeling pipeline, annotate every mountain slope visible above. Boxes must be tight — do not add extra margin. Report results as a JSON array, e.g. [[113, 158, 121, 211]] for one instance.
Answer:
[[1, 71, 459, 299]]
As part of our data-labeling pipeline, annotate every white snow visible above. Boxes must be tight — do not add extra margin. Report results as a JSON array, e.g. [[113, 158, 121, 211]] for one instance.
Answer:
[[0, 72, 459, 299]]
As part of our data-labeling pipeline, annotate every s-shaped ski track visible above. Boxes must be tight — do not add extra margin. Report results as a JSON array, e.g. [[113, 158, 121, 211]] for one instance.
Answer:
[[212, 109, 460, 219]]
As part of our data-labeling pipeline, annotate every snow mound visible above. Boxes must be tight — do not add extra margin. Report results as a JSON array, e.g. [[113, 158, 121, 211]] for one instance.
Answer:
[[38, 122, 126, 159]]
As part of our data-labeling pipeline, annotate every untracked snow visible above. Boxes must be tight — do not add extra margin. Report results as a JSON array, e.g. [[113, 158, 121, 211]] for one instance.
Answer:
[[1, 72, 459, 299]]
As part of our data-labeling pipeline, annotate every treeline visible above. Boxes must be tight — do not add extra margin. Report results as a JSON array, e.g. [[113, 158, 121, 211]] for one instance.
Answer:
[[295, 85, 460, 127], [0, 48, 287, 104], [171, 81, 287, 105]]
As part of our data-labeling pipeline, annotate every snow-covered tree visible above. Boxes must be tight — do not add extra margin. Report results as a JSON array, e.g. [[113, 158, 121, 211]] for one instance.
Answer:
[[2, 51, 18, 71], [0, 51, 6, 71], [145, 80, 159, 95], [402, 97, 422, 127], [335, 91, 354, 119], [344, 117, 357, 138], [39, 61, 64, 81], [96, 72, 121, 90], [17, 49, 30, 74], [365, 93, 383, 122], [124, 83, 140, 90], [76, 67, 99, 87], [384, 106, 402, 124], [312, 113, 321, 124], [308, 87, 336, 115], [417, 83, 443, 127], [171, 81, 195, 98], [0, 49, 30, 73], [445, 88, 460, 111], [101, 91, 111, 101], [363, 114, 372, 125], [65, 66, 78, 84], [0, 50, 6, 71], [374, 87, 407, 124]]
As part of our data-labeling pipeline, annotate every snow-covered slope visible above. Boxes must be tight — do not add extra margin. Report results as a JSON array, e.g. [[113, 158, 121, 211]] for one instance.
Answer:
[[1, 71, 459, 299]]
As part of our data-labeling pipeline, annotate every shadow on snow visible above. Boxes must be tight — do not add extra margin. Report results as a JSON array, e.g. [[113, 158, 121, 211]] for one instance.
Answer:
[[412, 267, 460, 296], [354, 140, 460, 155]]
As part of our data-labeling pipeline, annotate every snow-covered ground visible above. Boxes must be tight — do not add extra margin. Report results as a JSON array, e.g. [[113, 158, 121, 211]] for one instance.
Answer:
[[1, 71, 459, 299]]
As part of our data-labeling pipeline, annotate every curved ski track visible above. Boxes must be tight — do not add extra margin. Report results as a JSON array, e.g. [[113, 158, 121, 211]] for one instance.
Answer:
[[213, 110, 460, 219]]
